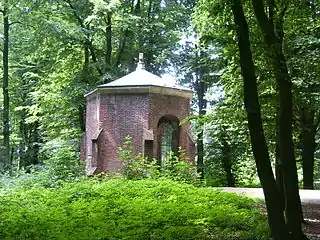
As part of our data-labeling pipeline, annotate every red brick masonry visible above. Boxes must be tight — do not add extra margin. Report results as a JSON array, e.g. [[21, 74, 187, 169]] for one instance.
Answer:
[[82, 86, 195, 174]]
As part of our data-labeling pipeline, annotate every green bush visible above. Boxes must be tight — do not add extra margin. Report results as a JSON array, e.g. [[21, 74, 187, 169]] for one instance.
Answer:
[[0, 139, 85, 189], [0, 178, 269, 240], [161, 152, 201, 186], [118, 136, 200, 185], [118, 136, 159, 180]]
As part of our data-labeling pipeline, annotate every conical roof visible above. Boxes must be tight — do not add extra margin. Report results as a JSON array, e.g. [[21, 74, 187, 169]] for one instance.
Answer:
[[85, 53, 193, 98], [98, 68, 190, 91]]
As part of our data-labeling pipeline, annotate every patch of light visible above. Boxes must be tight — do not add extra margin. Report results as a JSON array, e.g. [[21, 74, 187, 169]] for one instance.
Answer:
[[305, 218, 320, 223]]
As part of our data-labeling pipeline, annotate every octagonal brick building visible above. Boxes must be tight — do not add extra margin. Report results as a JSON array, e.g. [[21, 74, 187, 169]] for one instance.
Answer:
[[83, 55, 195, 174]]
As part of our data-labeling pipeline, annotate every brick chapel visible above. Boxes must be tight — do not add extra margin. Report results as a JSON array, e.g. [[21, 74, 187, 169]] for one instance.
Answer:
[[82, 54, 195, 174]]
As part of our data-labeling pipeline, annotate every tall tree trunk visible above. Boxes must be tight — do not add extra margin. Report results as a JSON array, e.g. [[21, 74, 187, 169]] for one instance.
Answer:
[[221, 137, 235, 187], [251, 2, 306, 239], [275, 142, 285, 211], [301, 109, 316, 189], [18, 75, 40, 168], [275, 109, 285, 211], [231, 1, 290, 239], [114, 30, 128, 68], [102, 12, 112, 83], [105, 13, 112, 67], [2, 3, 10, 171], [135, 0, 141, 14], [277, 52, 304, 239], [196, 50, 207, 179], [20, 122, 40, 168]]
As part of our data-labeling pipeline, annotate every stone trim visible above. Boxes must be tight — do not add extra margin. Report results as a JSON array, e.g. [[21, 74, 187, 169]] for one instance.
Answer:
[[92, 128, 103, 141], [143, 128, 154, 141], [85, 85, 193, 99]]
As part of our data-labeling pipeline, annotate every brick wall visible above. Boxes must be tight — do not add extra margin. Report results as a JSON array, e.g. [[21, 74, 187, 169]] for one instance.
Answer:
[[148, 93, 192, 160], [83, 89, 195, 173], [98, 94, 149, 171], [84, 95, 99, 157]]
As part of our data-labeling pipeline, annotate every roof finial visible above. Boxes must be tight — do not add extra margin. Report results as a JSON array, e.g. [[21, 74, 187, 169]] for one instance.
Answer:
[[136, 53, 145, 70]]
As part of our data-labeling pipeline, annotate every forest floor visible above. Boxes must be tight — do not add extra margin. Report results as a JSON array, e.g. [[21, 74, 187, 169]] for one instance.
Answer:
[[219, 188, 320, 239]]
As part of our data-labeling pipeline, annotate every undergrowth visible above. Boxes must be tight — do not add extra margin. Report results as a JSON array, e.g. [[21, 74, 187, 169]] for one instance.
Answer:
[[0, 178, 269, 240]]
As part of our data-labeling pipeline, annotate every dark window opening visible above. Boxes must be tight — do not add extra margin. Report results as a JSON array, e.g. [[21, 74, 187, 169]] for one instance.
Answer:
[[144, 140, 153, 160], [92, 140, 98, 168]]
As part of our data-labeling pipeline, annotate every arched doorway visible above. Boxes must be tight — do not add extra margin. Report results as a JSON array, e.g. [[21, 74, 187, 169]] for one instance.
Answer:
[[157, 115, 180, 165]]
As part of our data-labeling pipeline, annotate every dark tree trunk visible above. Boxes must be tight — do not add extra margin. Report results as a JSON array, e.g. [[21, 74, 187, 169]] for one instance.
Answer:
[[231, 1, 290, 239], [84, 45, 90, 67], [251, 1, 306, 239], [135, 0, 141, 14], [196, 52, 207, 179], [18, 76, 40, 168], [221, 137, 235, 187], [276, 105, 285, 211], [105, 13, 112, 66], [114, 30, 128, 68], [277, 54, 304, 240], [196, 131, 205, 179], [103, 12, 112, 82], [86, 40, 102, 76], [31, 121, 40, 165], [18, 123, 40, 168], [275, 137, 285, 211], [2, 3, 10, 171], [301, 109, 316, 189]]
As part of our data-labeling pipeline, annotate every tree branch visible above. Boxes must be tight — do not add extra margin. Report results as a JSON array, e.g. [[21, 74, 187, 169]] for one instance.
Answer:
[[251, 0, 278, 46], [63, 0, 102, 76], [9, 21, 22, 26]]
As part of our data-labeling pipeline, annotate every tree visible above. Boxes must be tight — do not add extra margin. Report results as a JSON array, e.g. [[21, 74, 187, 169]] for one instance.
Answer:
[[205, 98, 257, 187], [230, 1, 290, 238], [284, 1, 320, 189], [194, 0, 310, 238], [1, 0, 10, 171], [251, 1, 305, 238], [173, 41, 209, 178], [0, 0, 196, 173]]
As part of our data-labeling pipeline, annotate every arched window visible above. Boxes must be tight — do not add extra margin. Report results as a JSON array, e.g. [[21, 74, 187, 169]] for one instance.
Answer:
[[158, 116, 179, 165], [160, 122, 174, 163]]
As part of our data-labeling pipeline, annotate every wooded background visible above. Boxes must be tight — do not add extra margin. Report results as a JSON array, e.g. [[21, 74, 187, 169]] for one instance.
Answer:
[[0, 0, 319, 190]]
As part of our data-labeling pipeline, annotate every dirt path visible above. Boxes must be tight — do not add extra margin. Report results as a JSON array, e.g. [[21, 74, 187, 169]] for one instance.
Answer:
[[218, 188, 320, 239], [303, 203, 320, 240]]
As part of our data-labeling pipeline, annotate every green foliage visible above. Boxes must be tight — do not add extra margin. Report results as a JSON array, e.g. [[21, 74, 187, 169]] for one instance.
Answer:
[[160, 148, 201, 185], [40, 139, 85, 182], [0, 138, 85, 188], [203, 102, 259, 187], [193, 0, 320, 188], [118, 136, 200, 185], [118, 136, 159, 180], [0, 0, 195, 173], [0, 178, 269, 240]]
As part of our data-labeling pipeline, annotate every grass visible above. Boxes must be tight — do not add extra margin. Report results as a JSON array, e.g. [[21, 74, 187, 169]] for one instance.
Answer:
[[0, 178, 269, 240]]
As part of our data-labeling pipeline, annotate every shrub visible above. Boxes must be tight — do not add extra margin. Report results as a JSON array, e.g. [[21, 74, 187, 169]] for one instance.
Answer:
[[118, 136, 200, 185], [0, 139, 85, 189], [0, 178, 269, 240], [118, 136, 159, 180], [161, 148, 201, 185]]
